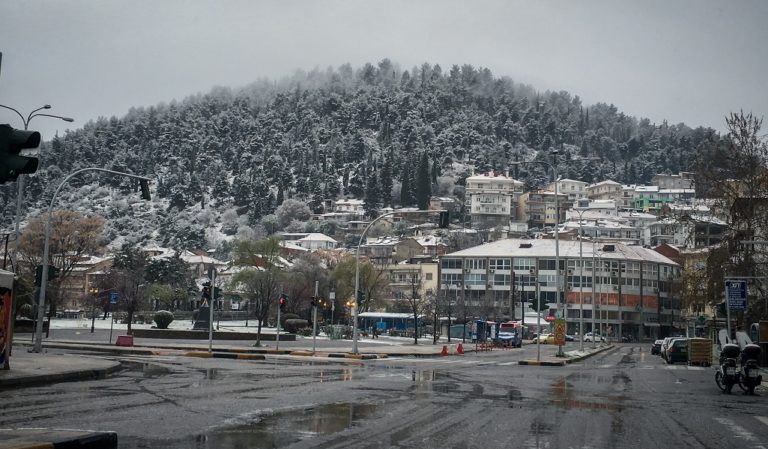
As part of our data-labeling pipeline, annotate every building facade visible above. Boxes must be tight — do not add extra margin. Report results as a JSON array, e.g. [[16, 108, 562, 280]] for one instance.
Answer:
[[438, 238, 680, 340]]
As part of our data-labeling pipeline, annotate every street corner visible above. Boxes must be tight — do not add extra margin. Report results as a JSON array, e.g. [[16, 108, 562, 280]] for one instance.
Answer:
[[0, 428, 117, 449]]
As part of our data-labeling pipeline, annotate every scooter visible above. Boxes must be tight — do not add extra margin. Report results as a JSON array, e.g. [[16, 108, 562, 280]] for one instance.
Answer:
[[715, 343, 741, 394], [737, 344, 763, 395]]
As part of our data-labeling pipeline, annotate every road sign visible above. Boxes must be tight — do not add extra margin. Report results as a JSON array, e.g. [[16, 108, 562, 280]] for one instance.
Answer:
[[109, 292, 119, 304], [725, 280, 747, 311], [553, 319, 566, 346]]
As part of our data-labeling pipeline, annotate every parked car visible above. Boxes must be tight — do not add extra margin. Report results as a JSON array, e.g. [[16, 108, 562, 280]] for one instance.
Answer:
[[665, 338, 689, 364], [535, 333, 554, 344], [565, 334, 575, 342], [496, 331, 522, 348], [663, 337, 688, 362], [584, 332, 606, 342], [651, 339, 663, 355]]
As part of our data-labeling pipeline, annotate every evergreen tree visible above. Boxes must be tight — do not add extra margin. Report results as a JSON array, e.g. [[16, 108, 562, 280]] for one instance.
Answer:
[[415, 152, 431, 209], [364, 171, 381, 218], [380, 157, 393, 207], [400, 163, 412, 206]]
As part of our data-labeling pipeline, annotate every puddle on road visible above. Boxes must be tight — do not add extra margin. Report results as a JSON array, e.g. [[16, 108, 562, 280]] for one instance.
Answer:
[[194, 403, 378, 448], [140, 363, 172, 378]]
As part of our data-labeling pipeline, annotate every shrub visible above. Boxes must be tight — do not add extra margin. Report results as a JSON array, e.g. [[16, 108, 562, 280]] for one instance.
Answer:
[[296, 327, 313, 337], [154, 310, 175, 329], [280, 313, 300, 327], [284, 318, 309, 333]]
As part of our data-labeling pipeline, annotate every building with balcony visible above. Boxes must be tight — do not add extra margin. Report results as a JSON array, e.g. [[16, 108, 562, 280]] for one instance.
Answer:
[[438, 238, 680, 340], [465, 173, 524, 229]]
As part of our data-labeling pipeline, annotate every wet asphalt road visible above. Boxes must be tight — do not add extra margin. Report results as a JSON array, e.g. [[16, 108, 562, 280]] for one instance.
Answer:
[[1, 344, 766, 448]]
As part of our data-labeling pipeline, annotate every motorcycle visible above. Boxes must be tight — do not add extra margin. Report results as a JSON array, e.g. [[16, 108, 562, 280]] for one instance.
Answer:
[[737, 344, 763, 395], [715, 343, 741, 394]]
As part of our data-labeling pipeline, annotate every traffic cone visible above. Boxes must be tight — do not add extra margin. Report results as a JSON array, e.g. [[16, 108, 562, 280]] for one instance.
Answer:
[[457, 343, 464, 355], [441, 345, 448, 356]]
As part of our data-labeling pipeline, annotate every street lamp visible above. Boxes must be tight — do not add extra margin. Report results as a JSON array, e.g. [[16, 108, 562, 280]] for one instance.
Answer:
[[511, 152, 563, 356], [571, 207, 589, 352], [32, 168, 151, 353], [352, 209, 447, 353], [0, 104, 74, 276], [511, 153, 598, 357], [89, 286, 99, 333]]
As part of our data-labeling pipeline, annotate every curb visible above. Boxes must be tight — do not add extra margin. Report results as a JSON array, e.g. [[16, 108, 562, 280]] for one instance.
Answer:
[[0, 428, 117, 449], [0, 363, 122, 391], [184, 351, 266, 360], [565, 344, 616, 364], [518, 360, 567, 366]]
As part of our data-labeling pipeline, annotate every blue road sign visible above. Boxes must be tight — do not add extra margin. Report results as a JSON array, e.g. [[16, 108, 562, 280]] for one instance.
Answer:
[[109, 292, 119, 304], [725, 280, 747, 310]]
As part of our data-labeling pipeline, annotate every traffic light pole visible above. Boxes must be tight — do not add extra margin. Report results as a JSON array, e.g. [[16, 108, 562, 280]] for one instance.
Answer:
[[312, 281, 319, 353], [32, 167, 151, 353]]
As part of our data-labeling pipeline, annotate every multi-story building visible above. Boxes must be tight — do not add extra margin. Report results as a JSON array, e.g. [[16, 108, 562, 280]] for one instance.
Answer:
[[652, 172, 696, 190], [546, 178, 588, 201], [438, 238, 680, 340], [586, 180, 623, 201], [465, 172, 524, 229], [521, 191, 568, 229]]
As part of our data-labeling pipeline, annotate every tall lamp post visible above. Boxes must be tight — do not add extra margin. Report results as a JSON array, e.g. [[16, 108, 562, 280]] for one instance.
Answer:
[[571, 207, 589, 352], [0, 104, 74, 275], [512, 153, 598, 357], [352, 209, 447, 354], [89, 286, 99, 333], [32, 168, 151, 353], [511, 152, 564, 356]]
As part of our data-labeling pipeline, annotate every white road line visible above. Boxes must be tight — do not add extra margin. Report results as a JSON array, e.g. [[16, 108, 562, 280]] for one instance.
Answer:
[[498, 361, 517, 366], [756, 416, 768, 428], [714, 417, 767, 448]]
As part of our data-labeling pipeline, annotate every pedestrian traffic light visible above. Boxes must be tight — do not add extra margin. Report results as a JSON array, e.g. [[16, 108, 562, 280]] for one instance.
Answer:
[[0, 124, 40, 184], [438, 211, 450, 228], [310, 296, 316, 307], [279, 293, 287, 310], [356, 290, 365, 302]]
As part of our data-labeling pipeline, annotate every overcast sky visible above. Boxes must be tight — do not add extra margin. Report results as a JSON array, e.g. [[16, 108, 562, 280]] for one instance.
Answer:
[[1, 0, 766, 140]]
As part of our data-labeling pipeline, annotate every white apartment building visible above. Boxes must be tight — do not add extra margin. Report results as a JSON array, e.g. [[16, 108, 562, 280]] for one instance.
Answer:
[[465, 173, 524, 229], [546, 178, 588, 201], [586, 180, 623, 201]]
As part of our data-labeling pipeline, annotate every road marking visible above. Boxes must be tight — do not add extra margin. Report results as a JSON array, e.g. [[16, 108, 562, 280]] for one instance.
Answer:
[[756, 416, 768, 428], [498, 361, 517, 366]]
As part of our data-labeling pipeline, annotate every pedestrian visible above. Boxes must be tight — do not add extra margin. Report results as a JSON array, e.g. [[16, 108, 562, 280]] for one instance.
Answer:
[[372, 326, 378, 339]]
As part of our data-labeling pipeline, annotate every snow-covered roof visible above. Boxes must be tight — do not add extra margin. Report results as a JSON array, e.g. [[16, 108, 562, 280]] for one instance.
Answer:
[[588, 180, 622, 187], [298, 233, 337, 243], [444, 238, 678, 265]]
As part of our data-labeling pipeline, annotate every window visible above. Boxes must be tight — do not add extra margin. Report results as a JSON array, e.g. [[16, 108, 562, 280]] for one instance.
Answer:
[[489, 258, 511, 270], [425, 273, 433, 281], [466, 259, 486, 270], [440, 273, 461, 287], [441, 258, 462, 269], [491, 274, 511, 286], [464, 273, 487, 286], [513, 258, 535, 271]]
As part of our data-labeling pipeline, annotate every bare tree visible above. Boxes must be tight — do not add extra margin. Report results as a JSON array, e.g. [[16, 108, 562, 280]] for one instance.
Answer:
[[18, 210, 105, 320]]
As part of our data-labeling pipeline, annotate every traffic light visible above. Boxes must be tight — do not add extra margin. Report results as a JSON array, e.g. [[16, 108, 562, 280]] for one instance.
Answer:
[[0, 124, 40, 184], [139, 179, 152, 201], [310, 296, 316, 307], [202, 282, 211, 300], [279, 293, 287, 310], [438, 211, 450, 228], [716, 302, 727, 317], [34, 265, 60, 287], [356, 290, 365, 302], [529, 295, 548, 312]]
